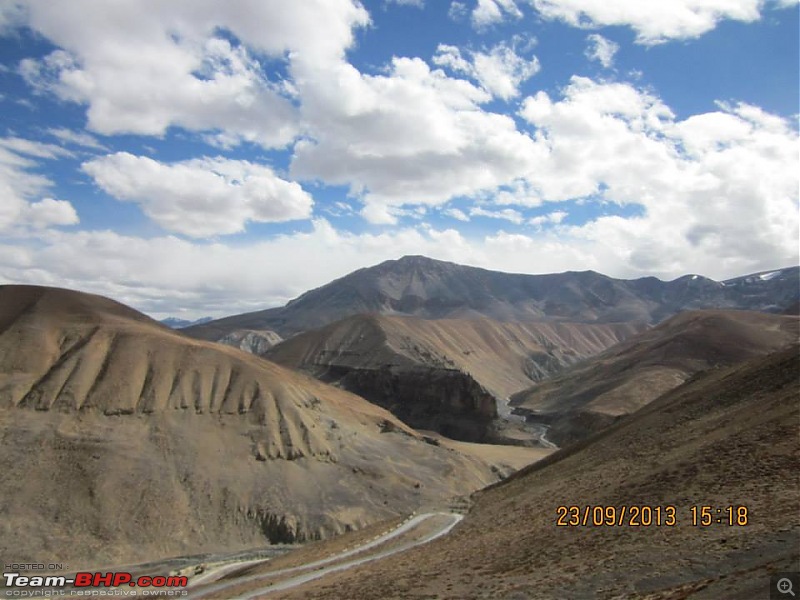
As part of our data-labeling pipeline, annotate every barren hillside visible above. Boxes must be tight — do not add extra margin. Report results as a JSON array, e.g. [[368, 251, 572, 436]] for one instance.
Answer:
[[0, 285, 511, 569], [511, 309, 799, 445], [185, 256, 799, 341], [266, 314, 643, 442], [281, 344, 800, 599]]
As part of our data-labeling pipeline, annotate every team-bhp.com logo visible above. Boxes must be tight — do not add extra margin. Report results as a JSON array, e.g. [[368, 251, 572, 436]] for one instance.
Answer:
[[4, 572, 188, 589]]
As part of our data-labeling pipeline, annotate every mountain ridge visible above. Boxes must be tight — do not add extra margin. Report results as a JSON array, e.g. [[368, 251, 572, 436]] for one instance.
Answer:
[[510, 308, 799, 446], [265, 313, 644, 443], [184, 256, 799, 341]]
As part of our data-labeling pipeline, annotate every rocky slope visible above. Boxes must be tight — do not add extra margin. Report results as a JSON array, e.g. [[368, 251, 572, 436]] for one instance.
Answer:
[[283, 344, 800, 599], [266, 314, 643, 442], [0, 285, 507, 569], [511, 309, 799, 446], [218, 328, 283, 354], [184, 256, 799, 341]]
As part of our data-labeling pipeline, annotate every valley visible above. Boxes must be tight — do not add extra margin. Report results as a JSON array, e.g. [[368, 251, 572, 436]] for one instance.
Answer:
[[0, 257, 797, 599]]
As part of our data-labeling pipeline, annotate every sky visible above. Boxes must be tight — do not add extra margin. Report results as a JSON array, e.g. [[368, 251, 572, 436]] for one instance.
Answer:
[[0, 0, 798, 319]]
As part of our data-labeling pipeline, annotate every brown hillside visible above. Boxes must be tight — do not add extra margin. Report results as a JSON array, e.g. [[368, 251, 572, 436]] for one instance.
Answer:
[[512, 309, 798, 445], [0, 285, 509, 569], [266, 314, 643, 442], [283, 344, 800, 599]]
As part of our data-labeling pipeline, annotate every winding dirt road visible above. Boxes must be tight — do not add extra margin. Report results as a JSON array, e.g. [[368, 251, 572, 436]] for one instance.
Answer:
[[187, 512, 463, 599]]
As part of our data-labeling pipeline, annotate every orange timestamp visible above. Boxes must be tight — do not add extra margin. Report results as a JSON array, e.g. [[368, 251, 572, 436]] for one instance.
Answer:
[[556, 505, 750, 527]]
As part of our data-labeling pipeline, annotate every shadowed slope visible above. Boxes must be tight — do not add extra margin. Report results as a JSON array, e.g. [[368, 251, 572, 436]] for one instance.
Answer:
[[0, 285, 505, 569], [281, 344, 800, 599], [266, 314, 643, 442]]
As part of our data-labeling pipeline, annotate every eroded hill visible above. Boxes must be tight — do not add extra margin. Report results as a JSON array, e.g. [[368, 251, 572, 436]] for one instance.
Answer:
[[0, 285, 509, 569], [266, 314, 643, 442]]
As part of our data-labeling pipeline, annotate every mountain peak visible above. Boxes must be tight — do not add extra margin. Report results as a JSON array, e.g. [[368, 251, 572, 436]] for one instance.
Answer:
[[183, 261, 800, 340]]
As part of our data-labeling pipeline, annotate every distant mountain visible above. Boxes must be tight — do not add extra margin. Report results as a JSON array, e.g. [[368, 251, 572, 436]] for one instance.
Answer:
[[0, 285, 502, 568], [160, 315, 212, 329], [184, 256, 799, 341], [511, 309, 799, 446], [297, 344, 800, 599], [266, 314, 643, 443]]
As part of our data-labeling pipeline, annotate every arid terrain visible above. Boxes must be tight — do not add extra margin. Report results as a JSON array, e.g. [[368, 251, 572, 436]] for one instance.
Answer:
[[0, 258, 797, 599], [0, 285, 518, 568], [247, 344, 800, 599], [266, 313, 642, 442], [512, 309, 799, 445]]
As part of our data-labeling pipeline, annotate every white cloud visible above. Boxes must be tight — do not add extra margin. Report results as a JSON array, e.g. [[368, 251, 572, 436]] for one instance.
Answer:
[[0, 137, 79, 231], [82, 153, 314, 238], [13, 0, 371, 146], [25, 198, 79, 228], [454, 0, 792, 42], [444, 208, 470, 221], [470, 206, 525, 224], [528, 0, 765, 44], [0, 221, 487, 318], [472, 0, 523, 28], [433, 41, 540, 100], [290, 54, 541, 224], [0, 219, 620, 319], [47, 127, 108, 151], [529, 210, 567, 226], [448, 1, 470, 20], [518, 77, 799, 276], [585, 34, 618, 68], [0, 136, 73, 159], [0, 0, 27, 33]]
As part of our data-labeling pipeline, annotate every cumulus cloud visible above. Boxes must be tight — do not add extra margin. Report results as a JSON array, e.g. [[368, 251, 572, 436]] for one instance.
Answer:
[[528, 0, 766, 44], [290, 54, 541, 224], [0, 137, 79, 231], [585, 34, 619, 68], [470, 0, 522, 29], [25, 198, 79, 228], [433, 40, 540, 100], [519, 77, 799, 276], [12, 0, 371, 146], [0, 220, 611, 319], [454, 0, 791, 43], [472, 0, 523, 28], [82, 153, 314, 238]]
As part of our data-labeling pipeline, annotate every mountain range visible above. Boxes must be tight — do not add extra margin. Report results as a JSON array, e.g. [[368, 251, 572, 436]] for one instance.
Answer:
[[0, 255, 797, 581], [160, 316, 213, 329], [185, 256, 798, 341]]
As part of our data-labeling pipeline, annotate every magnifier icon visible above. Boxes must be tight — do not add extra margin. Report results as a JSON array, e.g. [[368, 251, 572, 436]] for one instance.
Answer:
[[778, 578, 795, 596]]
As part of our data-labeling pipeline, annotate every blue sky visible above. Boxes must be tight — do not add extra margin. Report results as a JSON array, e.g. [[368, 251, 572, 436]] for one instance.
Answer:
[[0, 0, 797, 318]]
